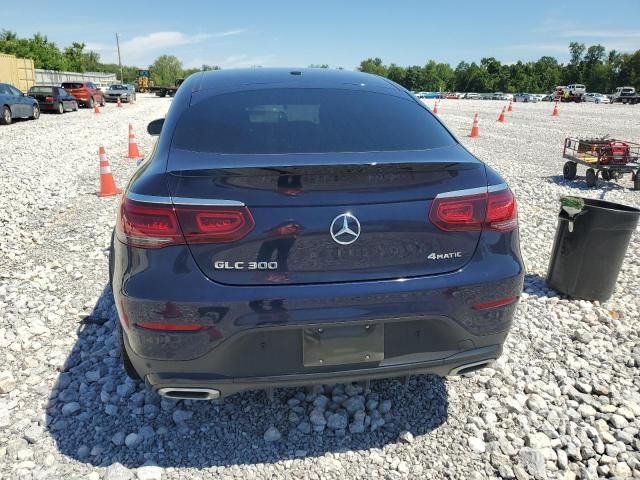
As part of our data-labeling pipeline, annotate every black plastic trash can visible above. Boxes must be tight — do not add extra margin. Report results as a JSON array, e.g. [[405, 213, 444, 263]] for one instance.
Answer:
[[547, 197, 640, 302]]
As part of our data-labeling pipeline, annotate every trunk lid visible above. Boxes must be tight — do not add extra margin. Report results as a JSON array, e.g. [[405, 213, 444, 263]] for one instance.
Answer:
[[166, 146, 487, 285]]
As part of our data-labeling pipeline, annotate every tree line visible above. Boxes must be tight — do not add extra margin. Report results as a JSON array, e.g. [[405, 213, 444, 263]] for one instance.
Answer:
[[358, 43, 640, 94], [0, 30, 218, 86], [2, 30, 639, 93]]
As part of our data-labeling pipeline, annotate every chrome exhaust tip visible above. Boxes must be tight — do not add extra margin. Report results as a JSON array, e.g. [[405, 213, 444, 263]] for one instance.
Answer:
[[448, 359, 495, 376], [157, 387, 221, 400]]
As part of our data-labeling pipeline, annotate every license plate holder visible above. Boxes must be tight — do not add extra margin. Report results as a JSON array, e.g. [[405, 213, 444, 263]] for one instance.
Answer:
[[302, 324, 384, 367]]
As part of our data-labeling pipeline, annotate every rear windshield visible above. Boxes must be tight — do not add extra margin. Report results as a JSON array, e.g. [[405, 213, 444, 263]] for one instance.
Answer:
[[29, 86, 54, 94], [110, 85, 127, 90], [172, 88, 456, 154], [62, 82, 83, 89]]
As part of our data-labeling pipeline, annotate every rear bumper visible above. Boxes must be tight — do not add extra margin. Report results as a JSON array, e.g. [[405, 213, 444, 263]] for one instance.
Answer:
[[142, 342, 502, 398], [113, 227, 523, 396]]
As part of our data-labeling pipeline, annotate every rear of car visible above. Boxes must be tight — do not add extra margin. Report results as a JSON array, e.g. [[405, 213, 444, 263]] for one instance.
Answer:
[[62, 81, 102, 107], [28, 86, 76, 113], [111, 69, 524, 399]]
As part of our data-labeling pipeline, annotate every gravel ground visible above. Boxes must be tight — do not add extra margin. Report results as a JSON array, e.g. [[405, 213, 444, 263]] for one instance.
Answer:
[[1, 95, 639, 480]]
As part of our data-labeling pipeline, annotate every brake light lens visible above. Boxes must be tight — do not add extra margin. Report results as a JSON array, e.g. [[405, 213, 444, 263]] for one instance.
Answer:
[[117, 198, 254, 248], [429, 187, 517, 232], [137, 321, 204, 332], [45, 96, 55, 102]]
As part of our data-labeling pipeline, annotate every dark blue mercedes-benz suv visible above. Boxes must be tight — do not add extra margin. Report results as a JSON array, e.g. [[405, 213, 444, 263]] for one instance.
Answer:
[[110, 68, 523, 400]]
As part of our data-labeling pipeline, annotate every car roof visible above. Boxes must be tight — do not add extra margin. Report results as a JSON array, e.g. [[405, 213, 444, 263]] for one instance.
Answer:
[[195, 68, 402, 95]]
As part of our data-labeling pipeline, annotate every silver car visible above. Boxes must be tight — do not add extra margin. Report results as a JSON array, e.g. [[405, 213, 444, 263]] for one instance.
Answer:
[[105, 84, 136, 103]]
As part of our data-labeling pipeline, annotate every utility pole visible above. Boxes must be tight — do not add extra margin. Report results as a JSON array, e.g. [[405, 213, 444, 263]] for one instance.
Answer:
[[115, 33, 124, 83]]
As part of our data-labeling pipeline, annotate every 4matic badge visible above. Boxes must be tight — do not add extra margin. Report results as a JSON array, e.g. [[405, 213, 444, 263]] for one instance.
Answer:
[[427, 251, 463, 260]]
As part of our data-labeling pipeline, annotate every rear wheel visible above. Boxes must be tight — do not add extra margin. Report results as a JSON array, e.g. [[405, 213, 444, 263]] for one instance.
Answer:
[[57, 102, 64, 114], [563, 161, 577, 180], [0, 106, 11, 125], [30, 104, 40, 120], [586, 168, 597, 187], [601, 169, 611, 181], [72, 101, 78, 111], [87, 97, 95, 109]]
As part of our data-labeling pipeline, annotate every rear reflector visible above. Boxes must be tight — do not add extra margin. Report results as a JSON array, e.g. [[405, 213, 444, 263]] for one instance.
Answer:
[[429, 186, 517, 232], [472, 297, 517, 310], [117, 198, 254, 248], [137, 321, 204, 332]]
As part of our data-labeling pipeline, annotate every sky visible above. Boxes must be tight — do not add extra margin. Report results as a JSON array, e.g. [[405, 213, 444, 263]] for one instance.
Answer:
[[3, 0, 640, 70]]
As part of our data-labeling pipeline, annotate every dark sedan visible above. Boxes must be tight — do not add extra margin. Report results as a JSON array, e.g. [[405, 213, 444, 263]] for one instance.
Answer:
[[0, 83, 40, 125], [111, 68, 524, 400], [27, 86, 79, 114]]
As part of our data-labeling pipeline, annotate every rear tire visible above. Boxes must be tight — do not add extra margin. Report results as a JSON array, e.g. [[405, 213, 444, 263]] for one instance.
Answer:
[[72, 101, 78, 112], [586, 168, 597, 187], [563, 161, 577, 180], [87, 97, 95, 109], [57, 102, 64, 114], [601, 169, 611, 181], [0, 106, 11, 125]]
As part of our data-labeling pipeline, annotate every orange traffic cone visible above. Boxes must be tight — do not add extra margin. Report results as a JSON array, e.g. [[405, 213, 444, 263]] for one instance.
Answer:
[[497, 107, 506, 123], [117, 97, 122, 108], [469, 113, 480, 137], [507, 100, 513, 112], [97, 147, 121, 197], [552, 101, 559, 117], [433, 100, 439, 114], [94, 103, 100, 114], [127, 124, 142, 159]]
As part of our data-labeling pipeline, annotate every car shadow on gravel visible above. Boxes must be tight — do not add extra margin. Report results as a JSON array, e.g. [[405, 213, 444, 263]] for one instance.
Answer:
[[547, 174, 634, 194], [46, 285, 449, 468]]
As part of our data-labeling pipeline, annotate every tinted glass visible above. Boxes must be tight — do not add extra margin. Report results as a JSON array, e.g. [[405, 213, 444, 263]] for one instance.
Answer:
[[29, 86, 54, 94], [110, 85, 127, 90], [62, 83, 83, 89], [172, 88, 455, 154]]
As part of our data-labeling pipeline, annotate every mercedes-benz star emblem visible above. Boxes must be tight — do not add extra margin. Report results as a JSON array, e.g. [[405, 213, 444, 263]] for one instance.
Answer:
[[330, 213, 361, 245]]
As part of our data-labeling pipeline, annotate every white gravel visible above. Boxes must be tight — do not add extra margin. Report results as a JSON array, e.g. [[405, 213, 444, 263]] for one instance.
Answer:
[[0, 96, 639, 479]]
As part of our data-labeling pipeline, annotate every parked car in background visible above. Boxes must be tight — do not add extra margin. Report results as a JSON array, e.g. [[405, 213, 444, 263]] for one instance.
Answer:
[[464, 92, 482, 99], [111, 68, 523, 399], [0, 83, 40, 125], [444, 92, 462, 99], [513, 93, 540, 103], [611, 86, 639, 104], [105, 84, 136, 103], [27, 85, 78, 113], [415, 91, 440, 99], [584, 93, 611, 104], [492, 92, 509, 100], [62, 81, 105, 108], [541, 94, 554, 101]]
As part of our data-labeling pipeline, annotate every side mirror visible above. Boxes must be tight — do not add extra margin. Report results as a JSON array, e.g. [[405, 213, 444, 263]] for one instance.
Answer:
[[147, 118, 164, 136]]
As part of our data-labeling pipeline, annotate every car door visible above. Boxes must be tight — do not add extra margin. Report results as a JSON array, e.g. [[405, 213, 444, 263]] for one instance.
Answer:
[[89, 82, 101, 102], [7, 85, 26, 116]]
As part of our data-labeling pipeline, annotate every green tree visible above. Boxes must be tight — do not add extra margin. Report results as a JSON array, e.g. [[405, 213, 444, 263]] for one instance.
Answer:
[[149, 54, 183, 86]]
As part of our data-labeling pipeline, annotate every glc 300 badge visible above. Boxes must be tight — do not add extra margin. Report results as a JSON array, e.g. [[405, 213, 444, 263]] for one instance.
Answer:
[[330, 213, 361, 245]]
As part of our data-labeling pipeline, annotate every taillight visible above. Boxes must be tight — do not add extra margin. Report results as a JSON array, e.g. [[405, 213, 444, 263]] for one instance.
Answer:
[[117, 198, 254, 248], [45, 96, 55, 102], [429, 187, 517, 232]]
